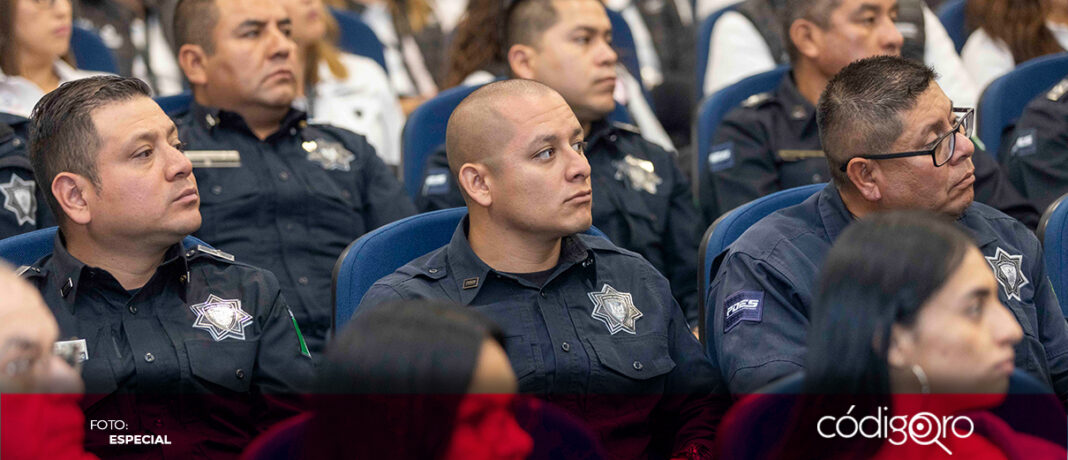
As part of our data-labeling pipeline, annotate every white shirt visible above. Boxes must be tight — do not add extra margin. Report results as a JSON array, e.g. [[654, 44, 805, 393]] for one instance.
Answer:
[[962, 21, 1068, 93], [0, 60, 107, 118], [703, 5, 980, 107], [298, 52, 406, 167], [360, 3, 438, 98]]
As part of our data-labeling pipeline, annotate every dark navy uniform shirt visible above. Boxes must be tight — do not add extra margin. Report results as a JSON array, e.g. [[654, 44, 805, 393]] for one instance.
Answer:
[[0, 113, 54, 239], [1003, 77, 1068, 212], [359, 218, 725, 459], [173, 102, 415, 353], [706, 184, 1068, 399], [700, 74, 1040, 228], [20, 235, 314, 458], [417, 120, 701, 323]]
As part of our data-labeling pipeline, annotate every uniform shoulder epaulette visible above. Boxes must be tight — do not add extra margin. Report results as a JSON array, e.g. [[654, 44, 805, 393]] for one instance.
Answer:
[[1048, 77, 1068, 101], [741, 92, 773, 108], [610, 121, 642, 135], [186, 244, 236, 263]]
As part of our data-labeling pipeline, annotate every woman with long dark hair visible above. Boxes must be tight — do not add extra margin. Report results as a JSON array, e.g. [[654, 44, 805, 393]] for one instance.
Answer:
[[962, 0, 1068, 91]]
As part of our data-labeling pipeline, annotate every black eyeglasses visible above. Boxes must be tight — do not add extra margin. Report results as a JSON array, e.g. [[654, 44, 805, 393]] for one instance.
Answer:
[[838, 107, 975, 172]]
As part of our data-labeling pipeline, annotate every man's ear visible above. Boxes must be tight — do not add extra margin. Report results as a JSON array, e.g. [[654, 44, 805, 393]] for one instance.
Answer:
[[789, 19, 823, 60], [507, 44, 538, 80], [52, 173, 93, 226], [458, 163, 493, 208], [846, 159, 882, 202], [178, 44, 209, 86]]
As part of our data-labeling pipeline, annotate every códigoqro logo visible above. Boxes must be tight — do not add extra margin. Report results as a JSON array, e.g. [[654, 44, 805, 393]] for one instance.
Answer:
[[817, 405, 974, 455]]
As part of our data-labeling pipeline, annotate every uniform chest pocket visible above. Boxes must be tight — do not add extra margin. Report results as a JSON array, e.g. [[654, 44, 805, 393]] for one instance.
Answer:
[[777, 155, 829, 188], [193, 167, 263, 244], [587, 333, 675, 385], [185, 338, 258, 394], [306, 172, 362, 212]]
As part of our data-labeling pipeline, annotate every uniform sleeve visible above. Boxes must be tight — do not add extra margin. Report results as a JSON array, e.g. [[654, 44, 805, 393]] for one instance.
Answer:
[[415, 146, 466, 212], [1030, 237, 1068, 405], [971, 147, 1040, 230], [704, 11, 776, 96], [1002, 99, 1068, 213], [358, 139, 417, 229], [662, 155, 701, 325], [252, 280, 316, 431], [707, 251, 807, 395], [355, 282, 411, 315], [702, 109, 779, 223]]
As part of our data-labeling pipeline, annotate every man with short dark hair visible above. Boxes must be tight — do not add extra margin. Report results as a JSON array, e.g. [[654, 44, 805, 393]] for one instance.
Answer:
[[172, 0, 415, 353], [21, 75, 313, 458], [707, 56, 1068, 400], [363, 79, 725, 460]]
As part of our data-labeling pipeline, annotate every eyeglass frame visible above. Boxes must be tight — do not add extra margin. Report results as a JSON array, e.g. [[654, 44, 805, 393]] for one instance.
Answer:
[[838, 107, 975, 173]]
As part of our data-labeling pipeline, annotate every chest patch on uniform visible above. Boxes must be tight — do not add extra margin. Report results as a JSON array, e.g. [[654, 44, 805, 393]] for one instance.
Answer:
[[613, 155, 662, 194], [724, 290, 764, 333], [588, 284, 642, 335], [185, 150, 241, 168], [304, 139, 355, 171], [985, 247, 1029, 302], [422, 168, 451, 196], [707, 142, 734, 173], [190, 294, 253, 341], [1010, 129, 1037, 157], [53, 338, 88, 364], [0, 175, 36, 226]]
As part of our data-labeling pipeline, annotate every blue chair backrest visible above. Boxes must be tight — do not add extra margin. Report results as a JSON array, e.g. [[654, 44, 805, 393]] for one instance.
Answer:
[[695, 3, 740, 100], [332, 207, 610, 330], [698, 183, 824, 346], [71, 25, 118, 74], [694, 66, 789, 200], [401, 84, 486, 200], [154, 92, 193, 116], [0, 227, 212, 267], [1040, 192, 1068, 314], [977, 52, 1068, 161], [330, 8, 388, 72], [937, 0, 968, 54]]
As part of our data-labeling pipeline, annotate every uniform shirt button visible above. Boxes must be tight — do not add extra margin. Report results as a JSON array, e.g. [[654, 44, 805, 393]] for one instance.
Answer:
[[279, 171, 290, 181], [12, 138, 21, 146], [154, 419, 163, 428], [298, 276, 309, 285], [289, 128, 298, 136], [235, 369, 246, 379], [428, 268, 439, 274], [539, 291, 547, 298], [609, 134, 618, 142], [341, 190, 351, 199], [144, 353, 155, 363], [561, 342, 571, 352], [285, 223, 294, 231], [632, 361, 643, 371], [128, 305, 138, 314], [211, 185, 223, 195]]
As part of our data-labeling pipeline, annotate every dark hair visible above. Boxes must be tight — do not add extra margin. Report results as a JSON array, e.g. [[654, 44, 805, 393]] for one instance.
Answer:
[[445, 0, 558, 88], [173, 0, 219, 54], [28, 75, 152, 222], [0, 0, 76, 76], [967, 0, 1064, 65], [310, 300, 507, 459], [781, 0, 842, 63], [816, 55, 936, 187]]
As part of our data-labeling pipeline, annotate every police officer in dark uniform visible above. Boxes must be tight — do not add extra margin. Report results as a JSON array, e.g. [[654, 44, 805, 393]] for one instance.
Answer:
[[700, 0, 1037, 227], [1002, 76, 1068, 213], [21, 76, 313, 458], [0, 112, 55, 238], [172, 0, 415, 353], [363, 80, 725, 460], [708, 56, 1068, 401], [417, 0, 701, 323]]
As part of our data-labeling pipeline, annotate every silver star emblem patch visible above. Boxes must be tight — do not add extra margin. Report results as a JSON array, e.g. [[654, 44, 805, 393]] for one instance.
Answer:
[[985, 247, 1029, 302], [190, 294, 253, 341], [0, 175, 36, 226], [588, 284, 643, 334], [304, 139, 355, 171], [613, 155, 662, 194]]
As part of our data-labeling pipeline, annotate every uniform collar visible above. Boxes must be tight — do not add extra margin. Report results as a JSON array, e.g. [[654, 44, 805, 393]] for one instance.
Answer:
[[443, 217, 593, 304], [585, 119, 619, 150], [188, 100, 308, 139], [777, 72, 816, 122], [50, 232, 189, 312]]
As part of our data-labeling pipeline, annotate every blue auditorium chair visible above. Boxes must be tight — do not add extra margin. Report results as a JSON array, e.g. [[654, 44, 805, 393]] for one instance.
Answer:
[[693, 66, 789, 200], [330, 8, 388, 72], [695, 2, 740, 100], [1039, 191, 1068, 313], [154, 92, 193, 116], [977, 52, 1068, 161], [0, 227, 211, 267], [936, 0, 969, 54], [698, 182, 824, 346], [332, 207, 609, 331], [71, 25, 119, 74]]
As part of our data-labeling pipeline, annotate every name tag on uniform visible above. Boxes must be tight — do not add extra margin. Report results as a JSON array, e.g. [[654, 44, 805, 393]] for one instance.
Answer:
[[186, 150, 241, 168], [54, 339, 88, 364], [778, 150, 825, 161]]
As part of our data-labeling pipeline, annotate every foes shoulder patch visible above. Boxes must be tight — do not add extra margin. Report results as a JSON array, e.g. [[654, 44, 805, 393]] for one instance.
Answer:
[[724, 290, 764, 333]]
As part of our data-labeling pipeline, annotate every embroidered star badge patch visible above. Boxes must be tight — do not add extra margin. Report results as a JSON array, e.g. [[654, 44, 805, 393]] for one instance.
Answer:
[[985, 247, 1029, 302], [304, 139, 355, 171], [190, 294, 253, 341], [613, 155, 662, 194], [0, 175, 36, 226], [588, 284, 642, 334]]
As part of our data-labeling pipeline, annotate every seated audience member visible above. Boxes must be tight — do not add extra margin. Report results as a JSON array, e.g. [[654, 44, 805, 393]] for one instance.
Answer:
[[295, 300, 538, 460], [0, 263, 93, 460], [707, 56, 1068, 400], [22, 76, 314, 458], [0, 0, 106, 118], [699, 0, 1038, 227], [361, 80, 725, 460], [280, 0, 405, 168], [1003, 76, 1068, 212], [703, 0, 978, 107], [962, 0, 1068, 92], [172, 0, 415, 354], [0, 113, 55, 238], [422, 0, 701, 322], [741, 212, 1065, 459], [74, 0, 184, 95]]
